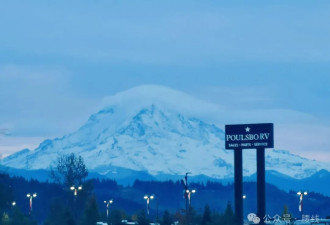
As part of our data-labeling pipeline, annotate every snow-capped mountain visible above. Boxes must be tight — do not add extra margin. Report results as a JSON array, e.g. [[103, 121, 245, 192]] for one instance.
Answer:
[[1, 85, 329, 179]]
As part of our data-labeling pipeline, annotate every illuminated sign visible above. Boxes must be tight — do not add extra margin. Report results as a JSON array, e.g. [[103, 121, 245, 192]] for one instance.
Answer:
[[225, 123, 274, 149]]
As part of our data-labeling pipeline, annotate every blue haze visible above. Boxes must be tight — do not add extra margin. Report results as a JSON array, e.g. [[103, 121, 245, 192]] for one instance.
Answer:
[[1, 0, 330, 161]]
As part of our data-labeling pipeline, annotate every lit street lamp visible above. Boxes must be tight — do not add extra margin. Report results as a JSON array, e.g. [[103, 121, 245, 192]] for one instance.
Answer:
[[70, 185, 82, 196], [26, 193, 37, 214], [186, 189, 196, 206], [242, 195, 247, 217], [12, 201, 16, 206], [104, 200, 113, 218], [144, 195, 154, 215], [70, 185, 82, 221], [297, 191, 308, 217]]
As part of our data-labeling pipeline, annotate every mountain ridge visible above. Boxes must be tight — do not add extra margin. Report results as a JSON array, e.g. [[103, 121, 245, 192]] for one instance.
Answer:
[[1, 85, 330, 180]]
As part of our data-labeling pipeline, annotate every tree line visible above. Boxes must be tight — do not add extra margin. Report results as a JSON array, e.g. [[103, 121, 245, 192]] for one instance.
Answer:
[[0, 153, 236, 225], [1, 153, 330, 225]]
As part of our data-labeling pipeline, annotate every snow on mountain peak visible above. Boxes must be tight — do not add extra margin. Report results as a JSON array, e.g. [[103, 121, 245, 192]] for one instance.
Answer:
[[102, 85, 199, 111], [99, 85, 222, 122], [1, 85, 330, 180]]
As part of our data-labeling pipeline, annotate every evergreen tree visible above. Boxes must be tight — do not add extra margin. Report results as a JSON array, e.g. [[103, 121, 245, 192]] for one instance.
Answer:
[[80, 196, 99, 225], [62, 211, 76, 225], [223, 202, 235, 225], [108, 209, 125, 225], [186, 206, 198, 225], [208, 211, 222, 225], [9, 208, 37, 225], [282, 205, 290, 216], [0, 175, 13, 215], [282, 205, 291, 221], [201, 205, 211, 225], [44, 198, 75, 225], [173, 210, 185, 225], [161, 210, 172, 225], [137, 210, 149, 225]]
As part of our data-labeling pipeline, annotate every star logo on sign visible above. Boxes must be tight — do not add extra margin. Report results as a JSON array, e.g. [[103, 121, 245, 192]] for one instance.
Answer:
[[245, 127, 250, 132]]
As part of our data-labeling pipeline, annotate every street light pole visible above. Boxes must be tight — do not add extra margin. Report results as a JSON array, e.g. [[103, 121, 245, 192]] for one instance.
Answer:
[[242, 194, 246, 219], [144, 195, 154, 216], [104, 200, 113, 218], [26, 193, 37, 214], [70, 185, 83, 197], [297, 191, 308, 218], [186, 189, 196, 206], [184, 172, 191, 214], [70, 185, 82, 221]]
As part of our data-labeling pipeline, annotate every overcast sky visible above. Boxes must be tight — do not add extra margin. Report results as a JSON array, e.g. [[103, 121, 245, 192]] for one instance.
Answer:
[[1, 0, 330, 162]]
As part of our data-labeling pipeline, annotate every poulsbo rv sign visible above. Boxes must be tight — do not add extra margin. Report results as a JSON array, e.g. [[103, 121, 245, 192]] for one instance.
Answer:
[[225, 123, 274, 149], [225, 123, 274, 225]]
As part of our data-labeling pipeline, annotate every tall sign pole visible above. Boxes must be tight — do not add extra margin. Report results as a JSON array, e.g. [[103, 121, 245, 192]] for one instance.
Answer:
[[225, 123, 274, 225], [234, 148, 243, 225], [257, 147, 265, 225]]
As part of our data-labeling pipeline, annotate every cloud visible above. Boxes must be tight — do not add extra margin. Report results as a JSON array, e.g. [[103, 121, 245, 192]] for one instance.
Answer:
[[0, 65, 99, 136], [1, 1, 330, 65], [275, 124, 330, 162], [0, 136, 45, 158], [1, 1, 330, 163]]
